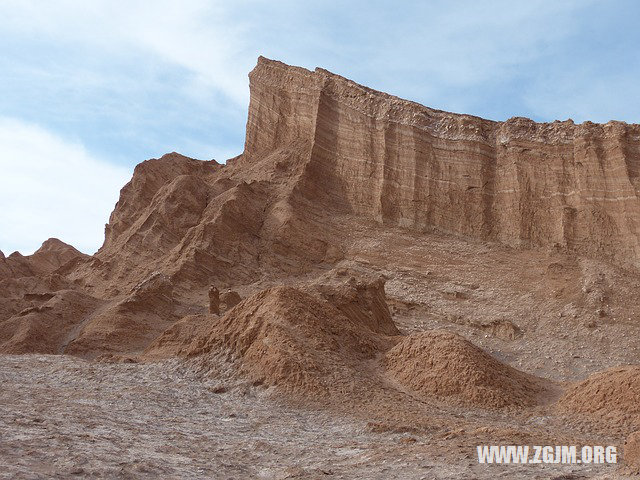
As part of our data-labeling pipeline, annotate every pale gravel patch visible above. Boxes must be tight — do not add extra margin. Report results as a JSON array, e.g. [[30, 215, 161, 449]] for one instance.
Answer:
[[0, 355, 440, 479], [0, 355, 619, 479]]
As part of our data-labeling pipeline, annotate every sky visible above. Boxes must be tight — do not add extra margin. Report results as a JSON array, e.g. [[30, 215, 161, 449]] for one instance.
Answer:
[[1, 0, 640, 255]]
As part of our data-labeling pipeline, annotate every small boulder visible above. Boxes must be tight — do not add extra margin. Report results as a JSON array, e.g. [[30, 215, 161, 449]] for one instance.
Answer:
[[220, 290, 242, 310]]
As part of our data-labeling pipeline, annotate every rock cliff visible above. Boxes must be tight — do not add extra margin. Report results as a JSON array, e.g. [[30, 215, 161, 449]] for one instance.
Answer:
[[247, 57, 640, 265]]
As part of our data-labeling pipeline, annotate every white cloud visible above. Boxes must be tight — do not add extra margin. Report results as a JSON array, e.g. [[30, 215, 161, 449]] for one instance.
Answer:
[[0, 0, 599, 115], [0, 0, 253, 105], [0, 118, 131, 255]]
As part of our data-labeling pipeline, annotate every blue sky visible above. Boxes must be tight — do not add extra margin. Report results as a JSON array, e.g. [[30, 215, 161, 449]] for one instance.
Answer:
[[1, 0, 640, 255]]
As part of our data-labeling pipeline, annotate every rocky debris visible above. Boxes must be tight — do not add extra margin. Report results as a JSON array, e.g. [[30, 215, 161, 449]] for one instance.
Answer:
[[482, 319, 521, 340], [448, 316, 521, 340]]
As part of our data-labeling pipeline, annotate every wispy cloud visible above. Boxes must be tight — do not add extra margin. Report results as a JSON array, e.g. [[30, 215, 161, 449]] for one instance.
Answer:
[[1, 0, 253, 103], [0, 117, 131, 255]]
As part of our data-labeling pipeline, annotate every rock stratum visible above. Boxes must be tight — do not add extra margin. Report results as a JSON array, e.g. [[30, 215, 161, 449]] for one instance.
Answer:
[[247, 57, 640, 265], [2, 57, 640, 473]]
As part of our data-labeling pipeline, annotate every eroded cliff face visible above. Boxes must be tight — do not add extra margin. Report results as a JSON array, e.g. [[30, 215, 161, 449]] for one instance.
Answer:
[[63, 57, 640, 300], [246, 57, 640, 265], [4, 56, 640, 360]]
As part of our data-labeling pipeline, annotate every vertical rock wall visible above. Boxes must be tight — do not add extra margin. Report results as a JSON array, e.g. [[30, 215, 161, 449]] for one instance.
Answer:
[[245, 57, 640, 265]]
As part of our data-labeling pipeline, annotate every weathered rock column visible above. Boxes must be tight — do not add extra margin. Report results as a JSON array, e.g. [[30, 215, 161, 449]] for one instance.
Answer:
[[208, 286, 220, 315]]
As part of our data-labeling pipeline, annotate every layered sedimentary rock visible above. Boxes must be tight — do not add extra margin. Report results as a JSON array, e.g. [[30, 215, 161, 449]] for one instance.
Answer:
[[246, 57, 640, 265]]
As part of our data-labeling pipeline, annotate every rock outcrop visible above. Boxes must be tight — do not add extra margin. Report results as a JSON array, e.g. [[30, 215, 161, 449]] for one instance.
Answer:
[[208, 286, 220, 315], [246, 57, 640, 266], [220, 290, 241, 311], [0, 238, 86, 281]]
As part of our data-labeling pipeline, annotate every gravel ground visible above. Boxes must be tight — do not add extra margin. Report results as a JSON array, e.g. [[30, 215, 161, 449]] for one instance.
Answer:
[[0, 355, 622, 479]]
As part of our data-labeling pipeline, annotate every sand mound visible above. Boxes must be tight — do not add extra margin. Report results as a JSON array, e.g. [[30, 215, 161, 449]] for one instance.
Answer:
[[557, 365, 640, 432], [384, 331, 547, 408], [145, 279, 397, 396], [558, 365, 640, 414]]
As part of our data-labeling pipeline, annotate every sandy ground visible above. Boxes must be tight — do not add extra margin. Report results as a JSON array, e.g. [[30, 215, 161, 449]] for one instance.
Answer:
[[0, 355, 622, 479]]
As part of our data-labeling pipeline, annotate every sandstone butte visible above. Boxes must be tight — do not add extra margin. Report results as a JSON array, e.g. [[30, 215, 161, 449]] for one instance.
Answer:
[[2, 57, 640, 472]]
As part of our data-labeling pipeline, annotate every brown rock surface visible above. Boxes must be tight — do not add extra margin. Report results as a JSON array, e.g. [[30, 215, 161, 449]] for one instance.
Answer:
[[624, 431, 640, 474], [219, 290, 241, 310], [557, 365, 640, 435]]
